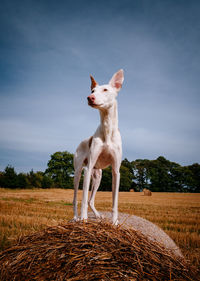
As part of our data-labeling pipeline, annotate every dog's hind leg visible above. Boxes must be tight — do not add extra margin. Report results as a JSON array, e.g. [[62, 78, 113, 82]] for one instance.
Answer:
[[73, 150, 85, 220], [73, 167, 82, 220], [89, 168, 102, 218]]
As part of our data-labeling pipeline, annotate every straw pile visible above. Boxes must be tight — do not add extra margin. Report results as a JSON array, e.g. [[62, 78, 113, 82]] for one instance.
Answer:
[[0, 220, 196, 281], [143, 188, 152, 196]]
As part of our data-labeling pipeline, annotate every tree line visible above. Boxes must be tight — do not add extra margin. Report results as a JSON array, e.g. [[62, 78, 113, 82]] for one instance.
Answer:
[[0, 151, 199, 192]]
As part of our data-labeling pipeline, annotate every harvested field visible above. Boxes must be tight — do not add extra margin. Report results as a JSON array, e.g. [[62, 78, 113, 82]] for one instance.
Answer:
[[0, 220, 196, 280], [0, 189, 200, 278]]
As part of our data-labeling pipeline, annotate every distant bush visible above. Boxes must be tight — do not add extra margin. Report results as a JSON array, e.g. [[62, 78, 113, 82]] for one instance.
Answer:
[[0, 166, 54, 189], [0, 153, 199, 192]]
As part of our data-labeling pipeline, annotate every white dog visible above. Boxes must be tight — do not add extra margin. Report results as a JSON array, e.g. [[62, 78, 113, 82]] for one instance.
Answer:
[[73, 69, 124, 224]]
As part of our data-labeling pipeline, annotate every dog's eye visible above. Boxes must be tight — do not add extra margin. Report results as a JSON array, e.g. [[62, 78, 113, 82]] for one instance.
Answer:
[[103, 88, 108, 92], [91, 90, 94, 93]]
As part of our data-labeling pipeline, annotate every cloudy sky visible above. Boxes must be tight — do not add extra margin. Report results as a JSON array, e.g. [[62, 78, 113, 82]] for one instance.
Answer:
[[0, 0, 199, 172]]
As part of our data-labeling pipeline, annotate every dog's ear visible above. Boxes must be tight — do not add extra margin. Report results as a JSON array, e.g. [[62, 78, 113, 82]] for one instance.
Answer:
[[90, 75, 98, 91], [109, 69, 124, 91]]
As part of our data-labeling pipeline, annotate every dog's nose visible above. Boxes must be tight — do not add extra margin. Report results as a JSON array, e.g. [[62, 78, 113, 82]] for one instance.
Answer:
[[87, 95, 95, 102]]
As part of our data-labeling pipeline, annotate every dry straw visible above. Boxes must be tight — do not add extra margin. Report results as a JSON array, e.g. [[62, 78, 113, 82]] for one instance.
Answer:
[[0, 220, 196, 280]]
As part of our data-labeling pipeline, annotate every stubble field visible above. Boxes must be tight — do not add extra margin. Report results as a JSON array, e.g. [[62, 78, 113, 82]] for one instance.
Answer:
[[0, 188, 199, 275]]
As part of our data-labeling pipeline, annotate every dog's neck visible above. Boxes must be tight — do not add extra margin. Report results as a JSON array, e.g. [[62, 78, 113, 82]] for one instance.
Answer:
[[99, 100, 118, 144]]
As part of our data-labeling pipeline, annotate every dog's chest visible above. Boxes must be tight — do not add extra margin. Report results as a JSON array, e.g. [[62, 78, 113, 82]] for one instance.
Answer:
[[94, 146, 113, 169]]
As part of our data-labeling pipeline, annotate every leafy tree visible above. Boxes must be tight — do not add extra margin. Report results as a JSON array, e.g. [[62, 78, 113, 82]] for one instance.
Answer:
[[45, 151, 74, 188], [121, 158, 136, 190], [121, 158, 133, 172], [27, 170, 39, 188], [147, 157, 173, 192], [2, 166, 18, 189], [131, 159, 150, 191], [169, 165, 185, 192], [0, 153, 199, 192], [99, 167, 112, 191], [99, 162, 133, 192], [0, 171, 5, 187], [183, 164, 200, 192], [17, 173, 28, 188], [120, 165, 132, 191], [41, 174, 54, 189], [34, 172, 45, 188]]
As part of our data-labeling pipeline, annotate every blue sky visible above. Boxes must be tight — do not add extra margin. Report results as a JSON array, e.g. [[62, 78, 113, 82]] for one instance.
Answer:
[[0, 0, 200, 172]]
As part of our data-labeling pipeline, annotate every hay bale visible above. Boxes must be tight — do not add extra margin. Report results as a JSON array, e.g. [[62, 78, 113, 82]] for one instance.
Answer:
[[130, 189, 134, 192], [143, 188, 152, 196], [94, 211, 183, 257], [0, 220, 196, 281]]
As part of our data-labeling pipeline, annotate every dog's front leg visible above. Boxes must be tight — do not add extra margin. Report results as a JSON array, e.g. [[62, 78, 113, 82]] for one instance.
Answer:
[[81, 143, 102, 221], [89, 169, 102, 218], [81, 165, 93, 220], [111, 150, 121, 225], [112, 169, 120, 225]]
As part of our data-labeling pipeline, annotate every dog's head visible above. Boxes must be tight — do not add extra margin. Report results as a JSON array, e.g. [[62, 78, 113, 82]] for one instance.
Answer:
[[87, 69, 124, 109]]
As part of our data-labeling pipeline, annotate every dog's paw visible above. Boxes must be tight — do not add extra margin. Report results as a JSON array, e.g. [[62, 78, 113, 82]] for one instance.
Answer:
[[112, 219, 119, 225], [99, 213, 105, 220], [72, 216, 79, 222], [94, 212, 104, 220]]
